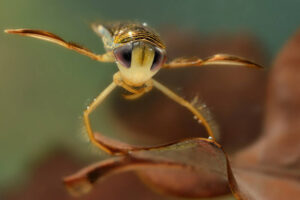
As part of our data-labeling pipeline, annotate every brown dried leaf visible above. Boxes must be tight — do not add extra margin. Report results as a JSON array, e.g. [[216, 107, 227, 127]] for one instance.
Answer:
[[64, 138, 243, 199], [4, 151, 168, 200], [233, 29, 300, 200]]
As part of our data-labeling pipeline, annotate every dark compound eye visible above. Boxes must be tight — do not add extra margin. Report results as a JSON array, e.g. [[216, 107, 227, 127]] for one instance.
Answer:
[[151, 48, 166, 71], [114, 43, 133, 68]]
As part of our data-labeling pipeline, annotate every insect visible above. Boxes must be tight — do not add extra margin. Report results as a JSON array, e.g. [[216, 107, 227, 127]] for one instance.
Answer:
[[5, 21, 262, 155]]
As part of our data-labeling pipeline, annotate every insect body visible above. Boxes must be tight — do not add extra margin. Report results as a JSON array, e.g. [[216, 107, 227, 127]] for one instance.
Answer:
[[93, 22, 166, 87], [5, 22, 262, 155]]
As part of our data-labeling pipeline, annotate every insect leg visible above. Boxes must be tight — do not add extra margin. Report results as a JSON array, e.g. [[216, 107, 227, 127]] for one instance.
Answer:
[[163, 54, 263, 69], [122, 91, 147, 100], [4, 29, 115, 62], [122, 81, 153, 100], [83, 81, 120, 154], [112, 72, 142, 94], [152, 79, 216, 140]]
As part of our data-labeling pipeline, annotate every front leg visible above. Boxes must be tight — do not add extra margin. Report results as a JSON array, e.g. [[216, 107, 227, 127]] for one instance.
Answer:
[[84, 73, 152, 154], [83, 80, 122, 155], [152, 79, 217, 140], [113, 72, 142, 94], [113, 72, 153, 100], [122, 80, 153, 100], [83, 81, 147, 154]]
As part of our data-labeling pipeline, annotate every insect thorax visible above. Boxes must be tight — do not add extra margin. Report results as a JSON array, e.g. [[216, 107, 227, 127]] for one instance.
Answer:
[[104, 22, 165, 48]]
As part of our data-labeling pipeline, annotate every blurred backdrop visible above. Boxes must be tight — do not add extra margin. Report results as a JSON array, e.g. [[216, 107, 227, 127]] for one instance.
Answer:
[[1, 0, 300, 199]]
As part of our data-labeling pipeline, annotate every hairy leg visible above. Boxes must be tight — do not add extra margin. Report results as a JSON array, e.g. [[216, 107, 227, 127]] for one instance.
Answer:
[[152, 79, 216, 140], [83, 81, 119, 154]]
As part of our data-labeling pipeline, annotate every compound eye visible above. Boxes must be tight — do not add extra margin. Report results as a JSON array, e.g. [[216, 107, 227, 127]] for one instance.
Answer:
[[151, 48, 166, 71], [114, 43, 132, 68]]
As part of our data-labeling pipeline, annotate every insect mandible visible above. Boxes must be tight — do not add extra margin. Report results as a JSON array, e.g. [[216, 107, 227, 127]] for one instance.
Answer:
[[5, 21, 262, 155]]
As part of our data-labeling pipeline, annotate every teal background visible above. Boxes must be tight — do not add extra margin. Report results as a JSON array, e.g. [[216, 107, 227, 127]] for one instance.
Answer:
[[0, 0, 299, 196]]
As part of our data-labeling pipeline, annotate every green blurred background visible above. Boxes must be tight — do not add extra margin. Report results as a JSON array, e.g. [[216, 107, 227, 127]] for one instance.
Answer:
[[0, 0, 299, 197]]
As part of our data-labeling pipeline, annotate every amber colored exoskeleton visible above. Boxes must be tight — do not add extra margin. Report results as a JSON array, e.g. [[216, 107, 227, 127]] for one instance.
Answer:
[[4, 21, 262, 155]]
